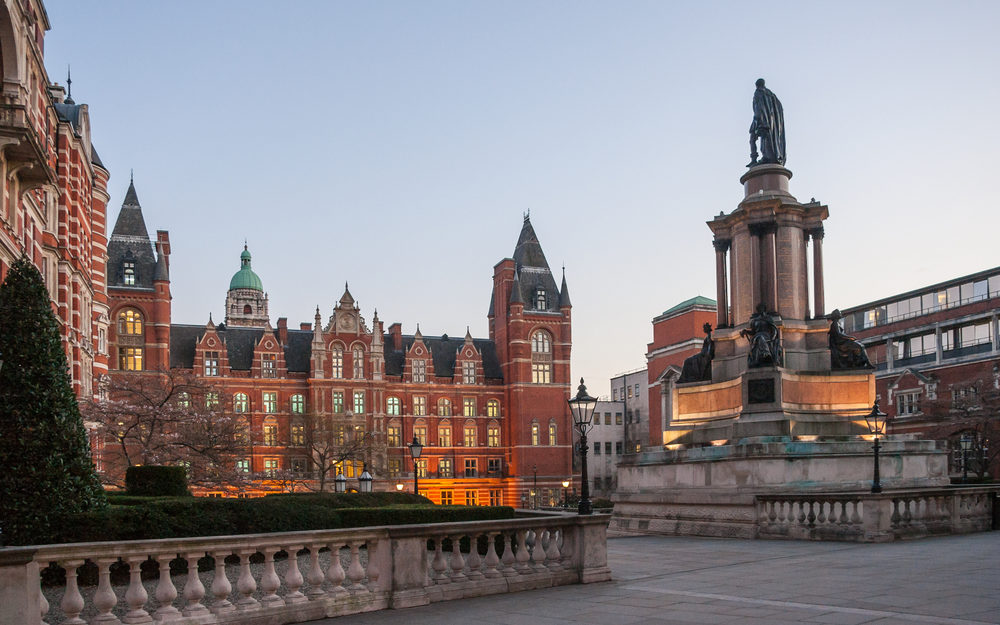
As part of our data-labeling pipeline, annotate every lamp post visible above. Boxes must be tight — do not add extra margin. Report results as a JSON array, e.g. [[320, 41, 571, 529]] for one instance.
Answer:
[[358, 464, 373, 493], [561, 479, 570, 508], [334, 472, 347, 493], [408, 435, 423, 496], [395, 482, 404, 492], [567, 378, 597, 515], [960, 434, 973, 484], [864, 402, 887, 494]]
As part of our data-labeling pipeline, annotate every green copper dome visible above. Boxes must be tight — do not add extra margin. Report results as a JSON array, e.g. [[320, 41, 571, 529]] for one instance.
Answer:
[[229, 245, 263, 291]]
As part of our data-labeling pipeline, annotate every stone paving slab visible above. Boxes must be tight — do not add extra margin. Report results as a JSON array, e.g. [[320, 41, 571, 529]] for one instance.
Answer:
[[318, 533, 1000, 625]]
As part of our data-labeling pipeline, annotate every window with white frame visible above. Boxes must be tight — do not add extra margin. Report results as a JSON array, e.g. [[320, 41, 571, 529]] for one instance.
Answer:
[[463, 397, 476, 417], [331, 346, 344, 378], [438, 423, 452, 447], [233, 392, 249, 413], [261, 353, 277, 378], [462, 361, 476, 384], [412, 359, 426, 382], [262, 391, 277, 413], [387, 396, 400, 415], [413, 396, 426, 416], [896, 391, 920, 416], [353, 346, 365, 378]]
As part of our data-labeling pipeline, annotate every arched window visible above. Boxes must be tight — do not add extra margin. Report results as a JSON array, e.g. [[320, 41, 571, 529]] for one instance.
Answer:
[[486, 399, 500, 417], [387, 396, 400, 416], [413, 419, 428, 446], [118, 309, 143, 335], [243, 304, 252, 315], [353, 346, 365, 378], [438, 398, 451, 416], [233, 392, 249, 413], [290, 394, 305, 414], [177, 391, 190, 409], [531, 421, 540, 446], [531, 330, 552, 384], [331, 345, 344, 378], [117, 308, 144, 371], [548, 419, 557, 446]]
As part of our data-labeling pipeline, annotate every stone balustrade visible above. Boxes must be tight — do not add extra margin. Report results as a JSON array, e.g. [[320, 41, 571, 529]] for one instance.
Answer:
[[0, 513, 611, 625], [755, 487, 998, 542]]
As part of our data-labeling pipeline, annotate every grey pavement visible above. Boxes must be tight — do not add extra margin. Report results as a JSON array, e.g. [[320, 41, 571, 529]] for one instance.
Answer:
[[318, 533, 1000, 625]]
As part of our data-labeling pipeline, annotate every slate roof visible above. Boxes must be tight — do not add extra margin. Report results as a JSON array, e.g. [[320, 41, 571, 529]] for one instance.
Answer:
[[384, 334, 502, 381], [91, 144, 105, 168], [170, 324, 313, 373], [107, 180, 157, 290], [511, 216, 562, 312]]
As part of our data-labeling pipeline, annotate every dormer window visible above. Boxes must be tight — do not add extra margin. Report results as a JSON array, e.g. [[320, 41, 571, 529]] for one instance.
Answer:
[[123, 261, 136, 286], [535, 287, 546, 310]]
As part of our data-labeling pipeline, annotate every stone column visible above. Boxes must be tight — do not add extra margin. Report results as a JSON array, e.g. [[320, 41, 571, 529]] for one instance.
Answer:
[[748, 224, 763, 310], [886, 337, 894, 371], [763, 224, 777, 312], [935, 324, 943, 364], [810, 227, 825, 318], [802, 230, 812, 319], [713, 239, 730, 328]]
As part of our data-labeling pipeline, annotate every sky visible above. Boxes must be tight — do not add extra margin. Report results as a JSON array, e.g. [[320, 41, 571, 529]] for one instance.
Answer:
[[44, 1, 1000, 397]]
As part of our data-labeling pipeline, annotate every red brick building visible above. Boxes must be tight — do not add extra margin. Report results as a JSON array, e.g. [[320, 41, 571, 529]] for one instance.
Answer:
[[107, 208, 576, 504], [0, 0, 111, 397]]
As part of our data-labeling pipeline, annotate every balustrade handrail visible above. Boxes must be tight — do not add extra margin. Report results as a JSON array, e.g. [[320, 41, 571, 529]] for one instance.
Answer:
[[756, 485, 999, 501]]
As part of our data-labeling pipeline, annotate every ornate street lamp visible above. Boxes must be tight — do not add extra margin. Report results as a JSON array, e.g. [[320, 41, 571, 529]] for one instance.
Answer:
[[358, 464, 373, 493], [567, 378, 598, 514], [334, 472, 347, 493], [864, 402, 887, 494], [960, 434, 973, 484], [395, 482, 404, 492], [561, 479, 570, 508], [408, 435, 424, 496]]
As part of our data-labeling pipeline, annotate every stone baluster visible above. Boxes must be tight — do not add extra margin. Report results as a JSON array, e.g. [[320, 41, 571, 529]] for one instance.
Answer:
[[529, 530, 547, 572], [514, 530, 531, 573], [483, 532, 502, 579], [346, 541, 368, 593], [465, 533, 483, 580], [260, 550, 283, 608], [123, 556, 151, 624], [182, 552, 208, 617], [284, 546, 307, 604], [326, 543, 348, 596], [209, 551, 234, 615], [40, 576, 50, 625], [545, 529, 562, 571], [431, 537, 449, 584], [236, 550, 260, 611], [60, 560, 86, 625], [306, 544, 326, 600], [448, 535, 467, 581], [890, 499, 902, 527], [817, 500, 828, 525], [365, 539, 380, 591], [93, 557, 120, 624], [806, 501, 817, 527], [851, 500, 862, 525], [153, 555, 181, 620], [836, 501, 848, 525], [500, 532, 517, 577]]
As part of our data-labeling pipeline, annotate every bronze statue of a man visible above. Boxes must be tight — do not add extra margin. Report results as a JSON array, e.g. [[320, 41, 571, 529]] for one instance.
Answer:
[[748, 78, 786, 167]]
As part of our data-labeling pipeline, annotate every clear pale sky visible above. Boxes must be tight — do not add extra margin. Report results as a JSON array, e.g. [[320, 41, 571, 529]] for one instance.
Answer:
[[45, 1, 1000, 397]]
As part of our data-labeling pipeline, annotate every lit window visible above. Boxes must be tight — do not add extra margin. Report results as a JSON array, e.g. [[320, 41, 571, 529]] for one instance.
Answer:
[[332, 346, 343, 378], [290, 394, 304, 414], [119, 347, 143, 371], [463, 361, 476, 384], [118, 309, 143, 335], [263, 421, 278, 446], [532, 363, 552, 384], [387, 425, 401, 447], [233, 392, 249, 413], [487, 424, 500, 447], [263, 392, 277, 413], [548, 420, 557, 446], [353, 346, 364, 378], [412, 359, 426, 383], [463, 397, 476, 417], [486, 400, 500, 417], [205, 392, 220, 409], [290, 423, 305, 446], [388, 458, 402, 476], [440, 489, 453, 505], [414, 425, 427, 446], [262, 353, 277, 378], [123, 261, 136, 286], [438, 398, 451, 416], [531, 422, 540, 446], [204, 351, 219, 377], [332, 391, 344, 414], [415, 458, 428, 478], [465, 490, 479, 505], [236, 458, 250, 473], [353, 390, 365, 413], [438, 424, 452, 447], [413, 396, 426, 416], [439, 458, 453, 478], [264, 458, 279, 476], [464, 424, 477, 447], [177, 392, 190, 408], [387, 397, 400, 415], [532, 331, 551, 353]]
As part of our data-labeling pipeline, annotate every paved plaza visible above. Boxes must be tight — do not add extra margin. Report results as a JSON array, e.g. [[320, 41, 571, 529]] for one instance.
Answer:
[[320, 532, 1000, 625]]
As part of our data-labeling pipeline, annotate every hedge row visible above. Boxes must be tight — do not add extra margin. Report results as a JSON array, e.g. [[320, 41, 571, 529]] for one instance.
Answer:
[[50, 494, 515, 544]]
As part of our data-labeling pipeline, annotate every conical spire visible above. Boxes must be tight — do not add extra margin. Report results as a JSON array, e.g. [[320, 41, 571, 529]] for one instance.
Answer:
[[509, 270, 524, 305], [559, 266, 572, 307], [122, 175, 140, 208], [509, 215, 558, 310]]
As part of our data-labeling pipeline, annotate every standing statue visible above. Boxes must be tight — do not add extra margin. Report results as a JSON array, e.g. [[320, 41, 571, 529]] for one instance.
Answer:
[[828, 309, 874, 369], [740, 303, 782, 367], [748, 78, 786, 167], [678, 322, 715, 383]]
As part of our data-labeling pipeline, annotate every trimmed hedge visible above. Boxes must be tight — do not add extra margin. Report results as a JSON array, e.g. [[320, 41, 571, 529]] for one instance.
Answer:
[[125, 466, 190, 497], [50, 493, 515, 544]]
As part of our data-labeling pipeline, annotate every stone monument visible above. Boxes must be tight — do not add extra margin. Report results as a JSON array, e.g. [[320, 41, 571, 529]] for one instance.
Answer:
[[611, 80, 949, 538]]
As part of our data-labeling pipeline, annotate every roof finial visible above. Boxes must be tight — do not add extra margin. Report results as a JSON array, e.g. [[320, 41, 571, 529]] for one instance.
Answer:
[[244, 238, 247, 250], [65, 66, 73, 103], [523, 208, 530, 222], [129, 168, 133, 184]]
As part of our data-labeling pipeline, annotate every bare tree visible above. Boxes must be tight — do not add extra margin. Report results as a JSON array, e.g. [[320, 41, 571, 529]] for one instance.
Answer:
[[304, 412, 384, 492], [917, 371, 1000, 480]]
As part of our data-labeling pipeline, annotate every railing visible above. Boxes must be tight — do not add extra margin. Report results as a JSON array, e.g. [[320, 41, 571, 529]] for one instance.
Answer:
[[0, 513, 611, 625], [755, 487, 998, 542]]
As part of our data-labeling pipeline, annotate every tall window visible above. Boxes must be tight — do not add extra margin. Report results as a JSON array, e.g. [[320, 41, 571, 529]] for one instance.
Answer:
[[120, 347, 143, 371], [462, 361, 476, 384], [119, 309, 143, 335], [261, 353, 276, 378], [415, 458, 428, 478], [290, 394, 304, 414], [387, 424, 402, 447], [263, 419, 278, 446], [264, 458, 279, 476], [486, 400, 500, 417], [463, 397, 476, 417], [388, 458, 402, 476], [177, 392, 190, 409], [487, 457, 502, 474], [548, 420, 557, 446], [438, 398, 451, 416], [487, 424, 500, 447], [413, 396, 426, 416], [204, 351, 219, 376], [290, 422, 305, 446], [413, 425, 428, 446], [123, 261, 136, 286], [205, 392, 220, 409], [387, 397, 400, 415], [489, 489, 502, 506], [438, 423, 452, 447], [439, 458, 453, 478], [353, 346, 364, 378], [412, 359, 426, 383], [263, 391, 277, 413], [233, 392, 249, 413], [897, 392, 920, 415], [464, 423, 477, 447], [464, 458, 477, 477], [531, 421, 540, 446], [535, 287, 546, 310], [117, 309, 144, 371], [332, 391, 344, 414], [531, 330, 552, 384], [331, 346, 343, 378], [353, 390, 365, 413]]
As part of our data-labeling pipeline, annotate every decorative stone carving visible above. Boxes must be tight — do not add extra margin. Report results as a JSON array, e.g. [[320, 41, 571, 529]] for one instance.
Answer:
[[678, 323, 715, 383], [740, 303, 782, 367], [828, 309, 874, 369]]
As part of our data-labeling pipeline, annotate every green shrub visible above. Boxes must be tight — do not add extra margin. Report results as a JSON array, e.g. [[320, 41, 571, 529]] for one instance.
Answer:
[[125, 466, 191, 497]]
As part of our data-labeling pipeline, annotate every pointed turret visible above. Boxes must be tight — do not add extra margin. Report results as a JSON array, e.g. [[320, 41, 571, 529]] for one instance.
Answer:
[[510, 215, 560, 311], [509, 270, 524, 305], [559, 267, 572, 308], [107, 176, 156, 289]]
